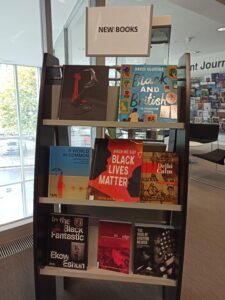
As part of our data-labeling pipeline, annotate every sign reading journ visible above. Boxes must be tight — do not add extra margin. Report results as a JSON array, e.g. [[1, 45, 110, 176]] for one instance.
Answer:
[[86, 5, 153, 56]]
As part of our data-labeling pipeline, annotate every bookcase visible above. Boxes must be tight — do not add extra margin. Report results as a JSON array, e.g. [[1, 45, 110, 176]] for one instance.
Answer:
[[33, 52, 190, 300]]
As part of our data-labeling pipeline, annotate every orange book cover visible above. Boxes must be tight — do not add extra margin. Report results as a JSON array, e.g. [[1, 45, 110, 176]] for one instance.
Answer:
[[88, 138, 143, 202], [140, 152, 179, 204]]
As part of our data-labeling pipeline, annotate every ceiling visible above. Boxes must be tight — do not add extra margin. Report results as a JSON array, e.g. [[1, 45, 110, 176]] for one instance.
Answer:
[[0, 0, 225, 66]]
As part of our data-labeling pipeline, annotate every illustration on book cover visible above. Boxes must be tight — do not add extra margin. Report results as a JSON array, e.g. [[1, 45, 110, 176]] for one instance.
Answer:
[[118, 64, 178, 123], [88, 138, 143, 202], [140, 152, 179, 204]]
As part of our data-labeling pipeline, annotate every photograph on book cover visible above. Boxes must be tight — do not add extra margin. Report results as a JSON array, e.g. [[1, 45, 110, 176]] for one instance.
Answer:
[[59, 65, 109, 120], [133, 225, 178, 278], [47, 213, 89, 270], [97, 220, 131, 274]]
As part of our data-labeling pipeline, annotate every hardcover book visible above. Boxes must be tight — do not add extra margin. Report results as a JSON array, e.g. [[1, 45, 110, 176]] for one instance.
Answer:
[[118, 64, 178, 123], [133, 224, 177, 278], [140, 152, 179, 204], [47, 213, 89, 270], [97, 220, 131, 274], [58, 65, 109, 120], [88, 138, 143, 202], [48, 146, 91, 199]]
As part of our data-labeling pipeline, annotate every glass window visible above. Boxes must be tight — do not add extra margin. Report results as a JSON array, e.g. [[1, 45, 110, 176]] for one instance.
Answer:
[[0, 64, 40, 225]]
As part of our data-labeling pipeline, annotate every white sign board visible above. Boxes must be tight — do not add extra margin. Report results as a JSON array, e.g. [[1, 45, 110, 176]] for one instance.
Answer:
[[191, 52, 225, 75], [86, 5, 153, 57]]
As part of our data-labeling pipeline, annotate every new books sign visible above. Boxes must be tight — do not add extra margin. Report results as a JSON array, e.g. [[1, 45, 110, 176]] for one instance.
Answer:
[[86, 6, 153, 56]]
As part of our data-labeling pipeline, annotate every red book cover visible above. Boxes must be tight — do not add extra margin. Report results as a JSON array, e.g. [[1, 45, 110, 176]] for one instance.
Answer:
[[58, 65, 109, 120], [97, 220, 131, 274], [88, 138, 143, 202], [140, 152, 179, 204]]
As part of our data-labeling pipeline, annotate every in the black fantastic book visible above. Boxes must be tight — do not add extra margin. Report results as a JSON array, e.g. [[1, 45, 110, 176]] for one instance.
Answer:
[[47, 213, 89, 270]]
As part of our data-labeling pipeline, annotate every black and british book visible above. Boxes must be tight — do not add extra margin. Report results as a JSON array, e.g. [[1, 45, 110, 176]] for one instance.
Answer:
[[58, 65, 109, 120], [47, 213, 89, 270], [133, 224, 177, 278]]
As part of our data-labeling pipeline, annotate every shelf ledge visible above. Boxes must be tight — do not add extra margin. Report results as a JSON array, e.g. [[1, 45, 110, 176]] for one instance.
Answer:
[[43, 119, 185, 129], [39, 197, 182, 211], [40, 266, 177, 287]]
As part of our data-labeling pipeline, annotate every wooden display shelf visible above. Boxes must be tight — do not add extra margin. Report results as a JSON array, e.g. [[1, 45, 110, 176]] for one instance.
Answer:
[[40, 266, 177, 287], [43, 119, 185, 129], [39, 197, 182, 211]]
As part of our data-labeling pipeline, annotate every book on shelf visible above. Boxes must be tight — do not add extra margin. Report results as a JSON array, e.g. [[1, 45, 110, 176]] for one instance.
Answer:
[[48, 146, 91, 199], [118, 64, 178, 123], [47, 213, 89, 270], [133, 224, 177, 278], [88, 138, 143, 202], [140, 152, 179, 204], [58, 65, 109, 120], [97, 220, 132, 274]]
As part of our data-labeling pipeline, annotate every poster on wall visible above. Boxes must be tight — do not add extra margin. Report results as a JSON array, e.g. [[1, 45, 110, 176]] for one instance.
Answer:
[[86, 5, 153, 56]]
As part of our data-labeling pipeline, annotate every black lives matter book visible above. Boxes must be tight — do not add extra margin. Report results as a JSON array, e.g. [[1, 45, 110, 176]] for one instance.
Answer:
[[133, 224, 177, 279], [47, 213, 89, 270], [58, 65, 109, 120], [88, 138, 143, 202]]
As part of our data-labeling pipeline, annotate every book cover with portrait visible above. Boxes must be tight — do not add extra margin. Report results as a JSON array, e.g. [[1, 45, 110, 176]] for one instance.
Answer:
[[140, 152, 179, 204], [47, 213, 89, 270], [88, 138, 143, 202], [118, 64, 178, 123], [133, 224, 178, 278], [58, 65, 109, 120], [48, 146, 91, 200], [97, 220, 131, 274]]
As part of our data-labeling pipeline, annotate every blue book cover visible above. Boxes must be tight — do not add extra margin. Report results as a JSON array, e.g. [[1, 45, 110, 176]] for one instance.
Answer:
[[118, 64, 178, 123], [48, 146, 91, 199]]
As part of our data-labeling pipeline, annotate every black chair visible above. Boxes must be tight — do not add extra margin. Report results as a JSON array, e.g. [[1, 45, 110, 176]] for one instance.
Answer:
[[190, 123, 219, 145], [192, 148, 225, 165], [190, 123, 225, 165], [189, 123, 225, 189]]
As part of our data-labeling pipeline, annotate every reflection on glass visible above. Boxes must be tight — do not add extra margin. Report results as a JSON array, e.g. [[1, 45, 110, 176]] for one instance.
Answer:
[[25, 180, 34, 216], [17, 66, 39, 137], [67, 0, 90, 65], [0, 64, 18, 135], [0, 183, 23, 225]]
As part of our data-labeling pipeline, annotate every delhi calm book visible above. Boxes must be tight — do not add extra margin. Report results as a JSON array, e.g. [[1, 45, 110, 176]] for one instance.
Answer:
[[58, 65, 109, 120], [48, 146, 91, 200], [140, 152, 179, 204], [88, 138, 143, 202], [47, 213, 89, 270], [118, 64, 178, 123], [97, 220, 131, 274], [133, 224, 177, 278]]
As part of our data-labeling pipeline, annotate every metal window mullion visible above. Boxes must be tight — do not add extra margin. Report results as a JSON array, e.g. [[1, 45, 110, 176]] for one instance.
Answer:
[[14, 65, 27, 218]]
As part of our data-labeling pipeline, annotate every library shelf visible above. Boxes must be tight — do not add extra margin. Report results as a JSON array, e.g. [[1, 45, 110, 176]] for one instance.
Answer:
[[40, 266, 177, 287], [39, 197, 182, 211]]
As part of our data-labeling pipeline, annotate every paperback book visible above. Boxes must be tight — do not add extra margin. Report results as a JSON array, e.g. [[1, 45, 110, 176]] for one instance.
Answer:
[[133, 224, 177, 278], [88, 138, 143, 202], [97, 220, 131, 274], [47, 213, 89, 270], [140, 152, 179, 204], [118, 64, 178, 123], [58, 65, 109, 120], [48, 146, 91, 199]]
